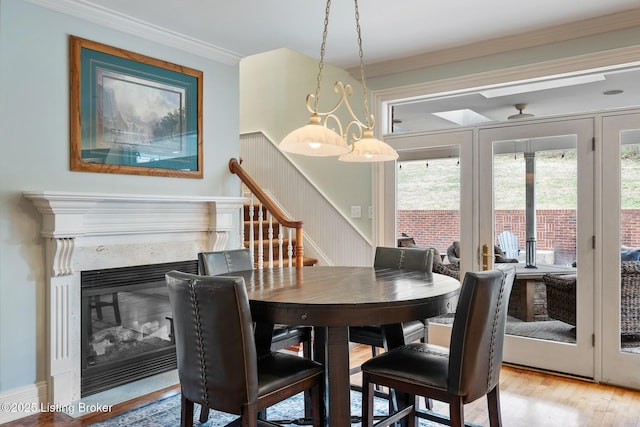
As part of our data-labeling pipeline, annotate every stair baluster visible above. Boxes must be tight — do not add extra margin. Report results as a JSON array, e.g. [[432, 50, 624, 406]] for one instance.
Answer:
[[257, 201, 264, 269], [278, 223, 284, 268], [229, 157, 316, 269], [287, 228, 293, 265], [248, 194, 255, 264], [267, 212, 274, 269]]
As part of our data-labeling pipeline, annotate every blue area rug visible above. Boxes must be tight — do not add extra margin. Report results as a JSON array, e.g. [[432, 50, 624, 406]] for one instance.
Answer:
[[88, 390, 475, 426]]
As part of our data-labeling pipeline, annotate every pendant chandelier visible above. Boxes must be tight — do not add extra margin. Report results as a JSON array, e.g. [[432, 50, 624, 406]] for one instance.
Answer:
[[279, 0, 398, 162]]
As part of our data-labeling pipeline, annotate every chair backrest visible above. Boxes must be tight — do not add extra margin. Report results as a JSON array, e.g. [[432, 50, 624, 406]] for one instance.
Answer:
[[198, 248, 253, 275], [374, 246, 434, 272], [498, 231, 519, 260], [447, 268, 515, 402], [165, 270, 258, 415]]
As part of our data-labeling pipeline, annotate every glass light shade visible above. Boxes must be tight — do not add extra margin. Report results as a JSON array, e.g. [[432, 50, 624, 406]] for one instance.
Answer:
[[339, 130, 399, 162], [280, 115, 349, 157]]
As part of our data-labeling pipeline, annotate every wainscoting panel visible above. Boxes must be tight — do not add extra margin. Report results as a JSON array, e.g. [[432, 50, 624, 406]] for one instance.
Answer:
[[240, 132, 373, 266]]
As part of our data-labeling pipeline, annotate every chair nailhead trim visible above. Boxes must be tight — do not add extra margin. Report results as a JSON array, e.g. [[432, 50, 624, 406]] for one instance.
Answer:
[[487, 273, 507, 391], [189, 279, 209, 407]]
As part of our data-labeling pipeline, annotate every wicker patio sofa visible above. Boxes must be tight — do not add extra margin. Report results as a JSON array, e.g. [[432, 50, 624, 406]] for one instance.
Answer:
[[426, 246, 459, 280], [396, 236, 460, 280], [544, 261, 640, 335], [543, 273, 577, 327], [621, 261, 640, 335]]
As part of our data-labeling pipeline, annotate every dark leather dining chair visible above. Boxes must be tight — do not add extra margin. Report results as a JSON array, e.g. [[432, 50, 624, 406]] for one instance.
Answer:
[[360, 268, 515, 427], [165, 271, 324, 427], [349, 246, 433, 358], [197, 248, 254, 276], [197, 249, 314, 422], [349, 247, 433, 413], [198, 249, 312, 359]]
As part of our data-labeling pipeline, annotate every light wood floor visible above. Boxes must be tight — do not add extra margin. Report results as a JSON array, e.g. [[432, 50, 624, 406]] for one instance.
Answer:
[[3, 344, 640, 427]]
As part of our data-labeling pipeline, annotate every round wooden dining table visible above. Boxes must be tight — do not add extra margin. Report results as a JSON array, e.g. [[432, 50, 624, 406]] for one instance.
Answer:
[[234, 266, 460, 427]]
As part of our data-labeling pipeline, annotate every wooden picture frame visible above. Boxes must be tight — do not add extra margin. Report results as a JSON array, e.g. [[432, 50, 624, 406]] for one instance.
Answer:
[[69, 36, 203, 178]]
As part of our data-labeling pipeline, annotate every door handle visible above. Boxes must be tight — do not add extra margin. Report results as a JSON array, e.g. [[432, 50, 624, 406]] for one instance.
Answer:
[[482, 244, 491, 270]]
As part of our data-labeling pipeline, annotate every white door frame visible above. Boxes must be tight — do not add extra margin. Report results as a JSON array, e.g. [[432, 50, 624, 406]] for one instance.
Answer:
[[601, 111, 640, 389], [477, 117, 595, 378]]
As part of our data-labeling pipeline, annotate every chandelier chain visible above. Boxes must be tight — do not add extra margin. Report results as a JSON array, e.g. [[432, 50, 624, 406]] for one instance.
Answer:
[[313, 0, 332, 111], [280, 0, 399, 161], [354, 0, 371, 127]]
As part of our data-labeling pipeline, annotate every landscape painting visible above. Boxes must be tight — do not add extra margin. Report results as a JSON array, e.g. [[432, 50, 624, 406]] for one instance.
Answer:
[[70, 36, 203, 178]]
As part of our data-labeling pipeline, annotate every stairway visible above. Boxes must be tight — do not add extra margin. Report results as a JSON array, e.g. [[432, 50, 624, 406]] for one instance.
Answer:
[[243, 203, 318, 268]]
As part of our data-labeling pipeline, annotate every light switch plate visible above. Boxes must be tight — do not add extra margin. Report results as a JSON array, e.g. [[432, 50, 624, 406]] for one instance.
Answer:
[[351, 205, 362, 218]]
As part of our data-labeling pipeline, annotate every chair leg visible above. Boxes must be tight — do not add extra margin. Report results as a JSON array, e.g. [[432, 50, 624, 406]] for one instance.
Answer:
[[199, 404, 209, 423], [389, 387, 398, 413], [423, 397, 433, 411], [487, 384, 503, 427], [180, 395, 194, 427], [361, 373, 375, 427], [370, 346, 384, 392], [449, 396, 465, 427], [408, 406, 417, 427], [421, 327, 433, 411], [241, 403, 259, 427], [302, 335, 312, 359], [311, 381, 324, 427], [303, 336, 312, 419]]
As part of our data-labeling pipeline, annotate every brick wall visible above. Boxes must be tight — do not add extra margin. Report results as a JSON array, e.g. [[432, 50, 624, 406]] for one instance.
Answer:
[[398, 209, 640, 264], [622, 210, 640, 244], [397, 210, 460, 256]]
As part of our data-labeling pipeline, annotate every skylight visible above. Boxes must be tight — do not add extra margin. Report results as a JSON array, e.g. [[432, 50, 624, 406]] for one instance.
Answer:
[[432, 109, 492, 126]]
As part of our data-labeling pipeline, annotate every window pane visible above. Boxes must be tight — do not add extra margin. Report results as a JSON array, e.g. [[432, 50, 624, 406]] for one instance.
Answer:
[[397, 154, 460, 261]]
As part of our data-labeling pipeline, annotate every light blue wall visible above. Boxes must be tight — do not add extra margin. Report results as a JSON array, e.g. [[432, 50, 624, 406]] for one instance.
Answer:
[[0, 0, 239, 392]]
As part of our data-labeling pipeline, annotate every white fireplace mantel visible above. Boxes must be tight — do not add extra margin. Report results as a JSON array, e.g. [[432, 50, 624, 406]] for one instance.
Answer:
[[24, 191, 246, 404]]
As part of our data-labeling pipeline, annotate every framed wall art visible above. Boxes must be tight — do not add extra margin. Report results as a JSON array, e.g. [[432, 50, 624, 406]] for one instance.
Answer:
[[69, 36, 203, 178]]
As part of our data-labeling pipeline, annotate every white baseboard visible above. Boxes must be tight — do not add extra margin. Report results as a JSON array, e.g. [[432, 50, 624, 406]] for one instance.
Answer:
[[0, 371, 182, 423], [0, 381, 47, 423]]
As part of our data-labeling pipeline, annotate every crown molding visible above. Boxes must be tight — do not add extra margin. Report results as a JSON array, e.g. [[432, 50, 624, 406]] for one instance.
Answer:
[[25, 0, 243, 65], [353, 7, 640, 78]]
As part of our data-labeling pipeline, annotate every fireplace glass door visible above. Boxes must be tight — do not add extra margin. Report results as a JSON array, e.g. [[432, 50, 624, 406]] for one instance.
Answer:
[[81, 260, 197, 396]]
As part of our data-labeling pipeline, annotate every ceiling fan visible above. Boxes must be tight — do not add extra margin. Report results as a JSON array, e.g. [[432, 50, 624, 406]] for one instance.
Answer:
[[507, 103, 535, 120]]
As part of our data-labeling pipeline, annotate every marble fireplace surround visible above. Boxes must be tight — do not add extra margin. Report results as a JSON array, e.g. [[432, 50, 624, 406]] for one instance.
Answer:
[[24, 191, 246, 405]]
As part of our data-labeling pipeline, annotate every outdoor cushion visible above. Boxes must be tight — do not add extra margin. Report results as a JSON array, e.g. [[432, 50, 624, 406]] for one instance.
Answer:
[[621, 250, 640, 261]]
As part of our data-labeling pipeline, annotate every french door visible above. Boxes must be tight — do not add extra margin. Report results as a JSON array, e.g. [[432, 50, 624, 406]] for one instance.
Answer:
[[381, 129, 475, 268], [478, 118, 595, 378], [601, 112, 640, 389]]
